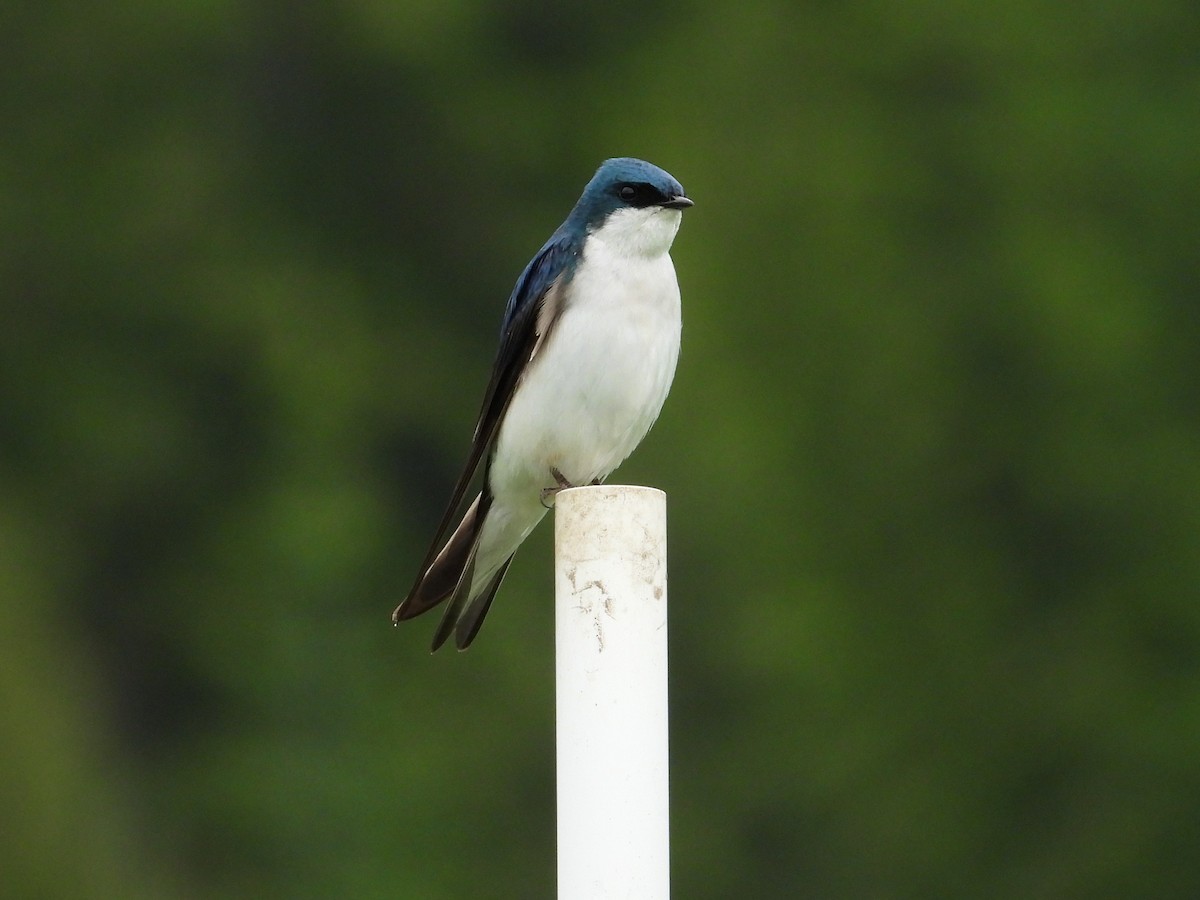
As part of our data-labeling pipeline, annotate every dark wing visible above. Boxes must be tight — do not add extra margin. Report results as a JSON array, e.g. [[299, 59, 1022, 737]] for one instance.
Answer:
[[392, 231, 580, 624]]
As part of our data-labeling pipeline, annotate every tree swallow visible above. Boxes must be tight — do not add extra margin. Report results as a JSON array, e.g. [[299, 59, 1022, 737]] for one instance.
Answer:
[[393, 157, 692, 651]]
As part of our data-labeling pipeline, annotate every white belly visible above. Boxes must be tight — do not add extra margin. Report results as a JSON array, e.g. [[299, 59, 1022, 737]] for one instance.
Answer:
[[490, 250, 680, 499], [472, 215, 683, 588]]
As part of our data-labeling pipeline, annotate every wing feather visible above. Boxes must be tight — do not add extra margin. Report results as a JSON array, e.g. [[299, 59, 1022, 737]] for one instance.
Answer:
[[392, 231, 581, 627]]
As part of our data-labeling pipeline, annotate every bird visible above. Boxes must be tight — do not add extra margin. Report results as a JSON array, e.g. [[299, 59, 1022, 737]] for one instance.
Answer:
[[393, 157, 692, 651]]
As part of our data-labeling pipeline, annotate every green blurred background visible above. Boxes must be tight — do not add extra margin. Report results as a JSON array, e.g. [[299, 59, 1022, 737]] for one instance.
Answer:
[[4, 1, 1200, 897]]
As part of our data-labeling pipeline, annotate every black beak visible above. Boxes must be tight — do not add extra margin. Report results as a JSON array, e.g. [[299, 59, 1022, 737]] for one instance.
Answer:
[[662, 195, 694, 210]]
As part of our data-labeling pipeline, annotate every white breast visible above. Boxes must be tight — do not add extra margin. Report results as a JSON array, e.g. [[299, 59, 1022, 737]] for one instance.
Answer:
[[490, 206, 684, 498]]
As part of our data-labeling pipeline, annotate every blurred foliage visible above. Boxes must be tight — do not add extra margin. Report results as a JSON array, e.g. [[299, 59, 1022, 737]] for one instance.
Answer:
[[3, 0, 1200, 897]]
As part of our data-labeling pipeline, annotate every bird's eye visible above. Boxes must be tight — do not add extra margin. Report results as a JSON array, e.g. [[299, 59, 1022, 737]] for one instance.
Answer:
[[616, 183, 664, 207]]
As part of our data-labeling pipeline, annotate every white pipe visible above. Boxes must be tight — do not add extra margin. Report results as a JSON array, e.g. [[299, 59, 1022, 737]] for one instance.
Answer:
[[555, 485, 669, 900]]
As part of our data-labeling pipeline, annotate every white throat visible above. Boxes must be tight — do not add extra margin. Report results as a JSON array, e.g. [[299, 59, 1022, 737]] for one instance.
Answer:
[[588, 206, 683, 259]]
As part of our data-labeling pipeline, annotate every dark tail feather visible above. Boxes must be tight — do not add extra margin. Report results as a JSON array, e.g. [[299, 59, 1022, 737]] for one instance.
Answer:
[[393, 494, 484, 623], [455, 555, 514, 650], [429, 535, 482, 651]]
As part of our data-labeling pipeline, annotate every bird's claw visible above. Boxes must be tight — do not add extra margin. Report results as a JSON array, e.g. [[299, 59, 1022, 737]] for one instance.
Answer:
[[540, 467, 574, 508]]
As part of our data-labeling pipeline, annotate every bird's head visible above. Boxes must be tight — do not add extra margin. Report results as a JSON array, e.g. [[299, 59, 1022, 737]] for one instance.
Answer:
[[570, 157, 693, 257]]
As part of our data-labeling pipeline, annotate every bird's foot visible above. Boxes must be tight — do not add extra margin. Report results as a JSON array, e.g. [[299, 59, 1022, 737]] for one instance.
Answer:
[[540, 467, 575, 509]]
